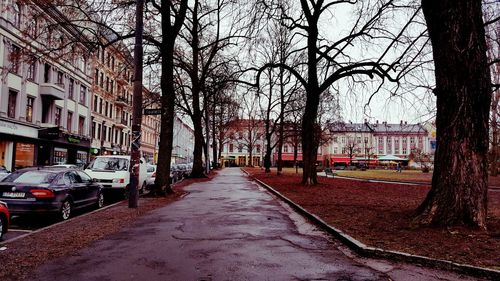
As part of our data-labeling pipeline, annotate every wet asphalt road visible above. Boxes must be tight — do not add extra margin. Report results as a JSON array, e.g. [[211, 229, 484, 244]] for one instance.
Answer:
[[29, 168, 479, 281]]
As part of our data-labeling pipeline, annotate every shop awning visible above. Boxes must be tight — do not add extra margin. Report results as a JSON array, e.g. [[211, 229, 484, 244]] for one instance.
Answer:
[[330, 156, 351, 164], [223, 156, 236, 160], [378, 154, 407, 161]]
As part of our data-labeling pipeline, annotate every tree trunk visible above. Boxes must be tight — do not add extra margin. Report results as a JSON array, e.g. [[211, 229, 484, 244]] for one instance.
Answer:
[[212, 101, 218, 168], [153, 45, 175, 195], [189, 0, 206, 178], [414, 0, 491, 229], [490, 90, 499, 176], [277, 120, 284, 175]]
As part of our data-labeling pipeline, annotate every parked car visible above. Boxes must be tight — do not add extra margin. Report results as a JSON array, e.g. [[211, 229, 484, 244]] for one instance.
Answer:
[[50, 164, 79, 169], [84, 155, 147, 194], [0, 200, 9, 240], [145, 164, 156, 187], [176, 164, 188, 179], [0, 167, 104, 220], [0, 166, 10, 181]]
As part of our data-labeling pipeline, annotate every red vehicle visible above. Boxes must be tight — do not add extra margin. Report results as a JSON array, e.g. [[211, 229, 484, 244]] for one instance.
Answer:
[[0, 200, 9, 240]]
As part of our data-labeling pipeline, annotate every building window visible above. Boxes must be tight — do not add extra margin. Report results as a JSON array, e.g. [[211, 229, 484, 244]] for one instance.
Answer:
[[93, 95, 98, 112], [229, 143, 234, 152], [333, 137, 338, 143], [99, 98, 103, 114], [105, 101, 109, 116], [109, 104, 113, 118], [238, 144, 243, 153], [9, 45, 21, 74], [57, 71, 63, 86], [13, 3, 22, 28], [26, 96, 34, 122], [68, 78, 74, 99], [27, 57, 36, 81], [55, 107, 62, 126], [394, 138, 400, 154], [97, 124, 102, 139], [256, 145, 261, 153], [67, 111, 73, 132], [80, 85, 87, 105], [43, 63, 51, 83], [99, 72, 104, 88], [8, 90, 17, 118], [15, 143, 35, 169], [78, 116, 85, 135], [92, 121, 96, 138], [386, 137, 392, 154], [94, 69, 99, 85]]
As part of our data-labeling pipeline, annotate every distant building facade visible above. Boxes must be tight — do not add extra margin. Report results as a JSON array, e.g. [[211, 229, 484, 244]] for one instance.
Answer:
[[324, 121, 430, 166]]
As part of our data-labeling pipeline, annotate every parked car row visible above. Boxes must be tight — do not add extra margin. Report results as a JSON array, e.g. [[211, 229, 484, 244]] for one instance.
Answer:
[[144, 163, 193, 190], [0, 167, 104, 228]]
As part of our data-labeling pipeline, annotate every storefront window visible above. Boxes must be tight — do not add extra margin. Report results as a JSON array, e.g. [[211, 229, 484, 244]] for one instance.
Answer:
[[76, 150, 88, 166], [26, 96, 34, 122], [53, 147, 68, 164], [0, 141, 13, 170], [15, 142, 35, 169]]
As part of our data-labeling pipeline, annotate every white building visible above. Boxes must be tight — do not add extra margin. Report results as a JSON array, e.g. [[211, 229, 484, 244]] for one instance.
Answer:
[[171, 116, 194, 164], [0, 1, 92, 170]]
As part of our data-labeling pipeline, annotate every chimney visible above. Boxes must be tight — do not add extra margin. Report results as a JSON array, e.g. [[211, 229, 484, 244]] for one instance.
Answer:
[[405, 121, 407, 125], [400, 120, 403, 125], [376, 120, 379, 124]]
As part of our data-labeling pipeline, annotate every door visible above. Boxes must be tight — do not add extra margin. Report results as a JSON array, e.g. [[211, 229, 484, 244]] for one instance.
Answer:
[[63, 171, 86, 207], [77, 171, 98, 205]]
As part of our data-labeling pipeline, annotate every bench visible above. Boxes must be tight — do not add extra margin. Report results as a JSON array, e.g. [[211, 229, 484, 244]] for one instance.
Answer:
[[324, 168, 337, 178]]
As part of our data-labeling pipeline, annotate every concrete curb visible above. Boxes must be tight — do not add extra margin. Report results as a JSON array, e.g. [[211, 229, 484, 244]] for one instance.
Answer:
[[243, 170, 500, 281], [0, 200, 124, 245]]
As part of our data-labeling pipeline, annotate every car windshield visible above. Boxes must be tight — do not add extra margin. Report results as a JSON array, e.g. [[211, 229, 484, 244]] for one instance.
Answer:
[[2, 170, 57, 184], [87, 157, 128, 171]]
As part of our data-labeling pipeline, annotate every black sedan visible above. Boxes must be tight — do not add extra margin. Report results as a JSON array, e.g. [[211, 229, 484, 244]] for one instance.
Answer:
[[0, 167, 104, 220]]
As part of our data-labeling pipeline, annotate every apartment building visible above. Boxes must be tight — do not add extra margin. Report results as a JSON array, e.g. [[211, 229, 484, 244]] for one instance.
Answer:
[[324, 121, 430, 166], [171, 116, 194, 164], [219, 119, 265, 167], [89, 42, 135, 157], [0, 1, 92, 170]]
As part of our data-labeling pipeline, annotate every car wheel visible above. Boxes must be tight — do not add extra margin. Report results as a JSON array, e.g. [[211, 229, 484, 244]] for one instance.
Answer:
[[60, 200, 72, 220], [96, 192, 104, 209], [0, 216, 4, 240]]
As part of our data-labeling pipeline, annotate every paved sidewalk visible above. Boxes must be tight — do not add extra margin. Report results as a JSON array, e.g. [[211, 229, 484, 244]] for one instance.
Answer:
[[30, 168, 479, 281]]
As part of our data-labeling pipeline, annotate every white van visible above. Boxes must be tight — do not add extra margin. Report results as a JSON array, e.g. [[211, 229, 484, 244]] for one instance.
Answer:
[[84, 155, 148, 193]]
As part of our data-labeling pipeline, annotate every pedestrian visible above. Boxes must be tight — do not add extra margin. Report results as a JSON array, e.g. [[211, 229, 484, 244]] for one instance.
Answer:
[[396, 163, 401, 173]]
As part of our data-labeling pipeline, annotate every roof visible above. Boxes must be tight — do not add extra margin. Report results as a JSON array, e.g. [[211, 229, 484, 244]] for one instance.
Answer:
[[327, 122, 427, 134]]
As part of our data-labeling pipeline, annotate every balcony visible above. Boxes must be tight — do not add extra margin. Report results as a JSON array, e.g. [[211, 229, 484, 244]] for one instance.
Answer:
[[114, 117, 128, 129], [40, 83, 65, 100], [115, 96, 129, 107]]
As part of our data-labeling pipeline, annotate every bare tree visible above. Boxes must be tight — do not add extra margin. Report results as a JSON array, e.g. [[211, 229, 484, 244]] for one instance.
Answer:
[[248, 0, 427, 185], [174, 0, 245, 177]]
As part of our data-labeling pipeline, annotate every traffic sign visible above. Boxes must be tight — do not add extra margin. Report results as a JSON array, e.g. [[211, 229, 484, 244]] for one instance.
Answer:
[[144, 108, 162, 115]]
